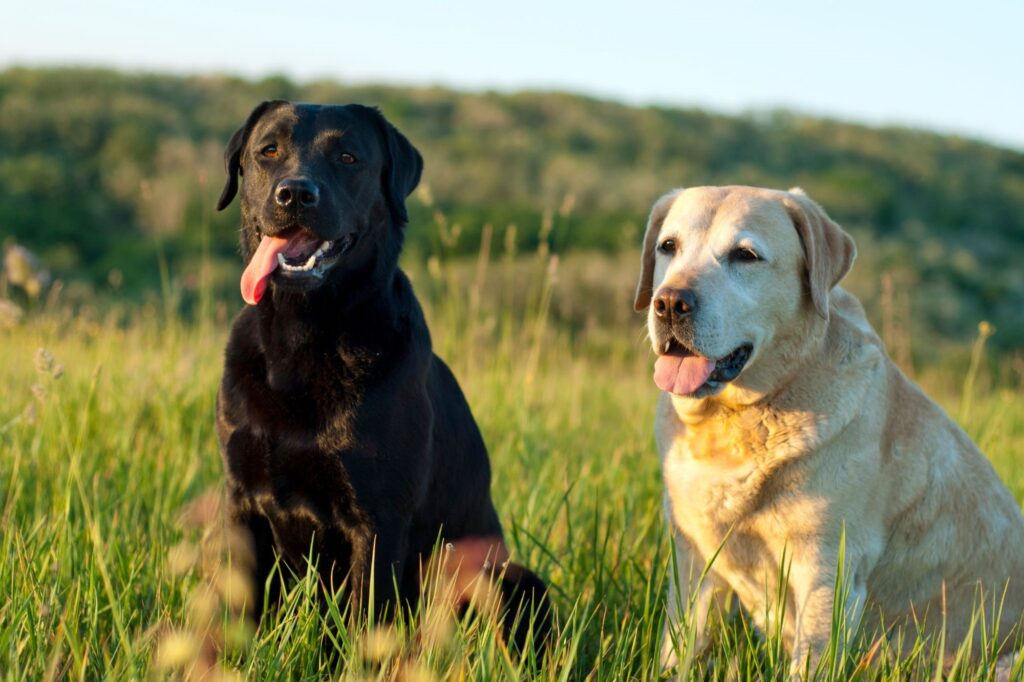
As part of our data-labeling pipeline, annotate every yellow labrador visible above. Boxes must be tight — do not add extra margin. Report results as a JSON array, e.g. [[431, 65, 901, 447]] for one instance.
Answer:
[[635, 186, 1024, 675]]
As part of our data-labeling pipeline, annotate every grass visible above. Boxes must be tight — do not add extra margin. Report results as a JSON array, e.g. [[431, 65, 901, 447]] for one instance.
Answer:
[[1, 231, 1023, 680]]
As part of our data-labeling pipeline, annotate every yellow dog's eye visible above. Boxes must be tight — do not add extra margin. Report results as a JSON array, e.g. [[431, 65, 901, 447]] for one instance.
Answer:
[[730, 247, 760, 262], [260, 144, 279, 158], [658, 239, 676, 254]]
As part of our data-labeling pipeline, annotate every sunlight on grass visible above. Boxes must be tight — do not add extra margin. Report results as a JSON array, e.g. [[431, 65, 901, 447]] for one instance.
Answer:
[[1, 210, 1022, 679]]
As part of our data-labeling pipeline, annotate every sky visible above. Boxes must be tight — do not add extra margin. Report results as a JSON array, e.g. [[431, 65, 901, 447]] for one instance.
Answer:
[[3, 0, 1022, 150]]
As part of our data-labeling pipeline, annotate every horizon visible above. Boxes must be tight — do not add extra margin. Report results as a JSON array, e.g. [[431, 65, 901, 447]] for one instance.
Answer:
[[4, 61, 1021, 155]]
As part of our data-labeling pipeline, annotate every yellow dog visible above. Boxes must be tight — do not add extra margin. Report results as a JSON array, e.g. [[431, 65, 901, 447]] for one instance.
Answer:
[[635, 186, 1024, 675]]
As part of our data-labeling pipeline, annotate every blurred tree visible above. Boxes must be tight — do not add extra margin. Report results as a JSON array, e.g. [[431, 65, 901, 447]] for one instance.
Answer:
[[1, 66, 1022, 348]]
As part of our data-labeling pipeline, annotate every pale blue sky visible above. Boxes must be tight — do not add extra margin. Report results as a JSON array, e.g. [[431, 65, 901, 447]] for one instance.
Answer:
[[3, 0, 1022, 149]]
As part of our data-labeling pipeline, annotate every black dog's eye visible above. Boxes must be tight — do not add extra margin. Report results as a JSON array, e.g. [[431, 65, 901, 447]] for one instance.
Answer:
[[339, 152, 357, 164], [658, 239, 677, 254], [260, 144, 279, 159], [730, 247, 760, 263]]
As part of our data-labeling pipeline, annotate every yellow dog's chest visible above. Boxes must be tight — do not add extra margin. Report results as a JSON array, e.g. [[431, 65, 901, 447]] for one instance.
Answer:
[[661, 404, 822, 515], [661, 406, 830, 602]]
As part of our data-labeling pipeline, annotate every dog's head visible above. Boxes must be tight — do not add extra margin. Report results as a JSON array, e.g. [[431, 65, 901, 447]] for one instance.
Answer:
[[634, 186, 856, 400], [216, 101, 423, 304]]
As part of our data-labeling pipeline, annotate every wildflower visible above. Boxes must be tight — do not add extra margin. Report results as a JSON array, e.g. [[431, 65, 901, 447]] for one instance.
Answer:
[[167, 541, 199, 576], [0, 299, 22, 329], [4, 244, 51, 298], [398, 661, 439, 682], [153, 630, 200, 670], [213, 565, 253, 613], [34, 348, 55, 374], [359, 626, 402, 662], [419, 604, 455, 651]]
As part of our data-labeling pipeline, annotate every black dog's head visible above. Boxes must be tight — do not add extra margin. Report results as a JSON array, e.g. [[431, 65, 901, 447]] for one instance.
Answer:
[[216, 101, 423, 304]]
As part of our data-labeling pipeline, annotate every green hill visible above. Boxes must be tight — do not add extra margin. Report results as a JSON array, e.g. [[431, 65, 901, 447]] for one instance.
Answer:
[[1, 67, 1023, 347]]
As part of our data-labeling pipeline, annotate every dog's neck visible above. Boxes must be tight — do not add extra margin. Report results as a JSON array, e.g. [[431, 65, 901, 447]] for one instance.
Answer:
[[253, 267, 420, 393]]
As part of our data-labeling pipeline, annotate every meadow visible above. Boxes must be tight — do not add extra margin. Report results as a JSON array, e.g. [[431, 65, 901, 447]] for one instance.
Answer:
[[2, 219, 1023, 681]]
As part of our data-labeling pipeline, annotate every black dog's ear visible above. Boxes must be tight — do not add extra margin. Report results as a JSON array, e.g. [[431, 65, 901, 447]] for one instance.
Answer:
[[368, 108, 423, 226], [216, 100, 287, 211]]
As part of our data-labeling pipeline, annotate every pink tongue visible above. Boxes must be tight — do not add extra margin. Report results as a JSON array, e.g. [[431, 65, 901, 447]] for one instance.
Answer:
[[654, 354, 716, 395], [240, 235, 290, 305]]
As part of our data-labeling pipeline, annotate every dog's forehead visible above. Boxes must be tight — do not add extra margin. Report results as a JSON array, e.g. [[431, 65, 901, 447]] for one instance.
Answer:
[[661, 187, 792, 240], [252, 103, 378, 143]]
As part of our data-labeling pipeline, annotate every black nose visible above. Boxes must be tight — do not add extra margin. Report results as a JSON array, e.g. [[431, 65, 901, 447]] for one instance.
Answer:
[[652, 287, 697, 322], [274, 178, 319, 209]]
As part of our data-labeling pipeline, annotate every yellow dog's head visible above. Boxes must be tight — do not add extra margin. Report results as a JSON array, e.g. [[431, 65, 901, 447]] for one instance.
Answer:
[[634, 186, 856, 400]]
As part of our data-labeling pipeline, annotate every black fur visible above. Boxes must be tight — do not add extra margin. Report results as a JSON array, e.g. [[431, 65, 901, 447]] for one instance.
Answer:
[[214, 102, 550, 651]]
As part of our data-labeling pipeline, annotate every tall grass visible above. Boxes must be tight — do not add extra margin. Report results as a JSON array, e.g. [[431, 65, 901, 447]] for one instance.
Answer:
[[1, 207, 1022, 679]]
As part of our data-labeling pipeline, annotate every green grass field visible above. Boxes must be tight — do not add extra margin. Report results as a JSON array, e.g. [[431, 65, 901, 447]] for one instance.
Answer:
[[2, 244, 1023, 680]]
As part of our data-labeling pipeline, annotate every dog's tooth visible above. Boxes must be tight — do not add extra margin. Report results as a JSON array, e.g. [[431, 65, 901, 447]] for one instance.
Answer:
[[664, 340, 671, 353], [277, 253, 286, 267], [303, 254, 315, 268]]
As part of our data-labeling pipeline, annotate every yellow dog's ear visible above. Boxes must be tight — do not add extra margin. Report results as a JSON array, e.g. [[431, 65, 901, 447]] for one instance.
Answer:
[[633, 189, 682, 312], [783, 187, 857, 320]]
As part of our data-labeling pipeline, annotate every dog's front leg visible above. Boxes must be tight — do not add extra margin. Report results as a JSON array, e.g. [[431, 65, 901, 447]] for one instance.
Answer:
[[789, 562, 867, 679], [238, 512, 282, 620], [372, 515, 412, 612], [222, 490, 282, 621], [348, 515, 411, 618], [661, 519, 731, 674]]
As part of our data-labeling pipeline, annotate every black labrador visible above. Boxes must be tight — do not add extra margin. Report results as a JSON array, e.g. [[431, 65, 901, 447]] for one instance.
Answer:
[[214, 101, 550, 650]]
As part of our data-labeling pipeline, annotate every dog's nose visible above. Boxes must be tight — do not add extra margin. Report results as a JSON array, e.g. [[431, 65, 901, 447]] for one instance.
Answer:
[[274, 178, 319, 209], [652, 288, 697, 321]]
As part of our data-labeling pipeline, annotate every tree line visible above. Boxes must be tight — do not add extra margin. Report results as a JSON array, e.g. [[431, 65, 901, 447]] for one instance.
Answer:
[[1, 67, 1022, 348]]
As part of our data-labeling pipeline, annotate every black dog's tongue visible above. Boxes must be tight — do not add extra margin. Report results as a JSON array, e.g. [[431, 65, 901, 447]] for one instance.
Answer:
[[240, 231, 322, 304]]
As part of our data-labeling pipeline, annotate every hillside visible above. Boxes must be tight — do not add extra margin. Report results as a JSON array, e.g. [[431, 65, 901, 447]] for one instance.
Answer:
[[1, 67, 1023, 348]]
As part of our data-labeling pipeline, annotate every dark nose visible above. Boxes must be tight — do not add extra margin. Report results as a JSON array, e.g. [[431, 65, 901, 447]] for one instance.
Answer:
[[652, 287, 697, 322], [274, 178, 319, 209]]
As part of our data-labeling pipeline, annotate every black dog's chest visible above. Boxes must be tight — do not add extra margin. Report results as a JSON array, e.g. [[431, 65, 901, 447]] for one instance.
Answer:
[[241, 356, 371, 496], [219, 336, 380, 551], [229, 402, 375, 580]]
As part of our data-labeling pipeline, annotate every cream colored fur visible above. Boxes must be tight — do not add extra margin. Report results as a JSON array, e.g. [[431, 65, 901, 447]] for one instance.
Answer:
[[636, 186, 1024, 677]]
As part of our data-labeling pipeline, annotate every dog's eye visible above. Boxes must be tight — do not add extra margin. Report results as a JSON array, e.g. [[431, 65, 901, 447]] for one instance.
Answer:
[[658, 239, 677, 254], [730, 247, 760, 263], [260, 144, 279, 159], [339, 153, 357, 164]]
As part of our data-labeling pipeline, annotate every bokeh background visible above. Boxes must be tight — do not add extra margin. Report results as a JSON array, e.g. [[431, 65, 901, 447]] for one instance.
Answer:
[[2, 1, 1023, 359]]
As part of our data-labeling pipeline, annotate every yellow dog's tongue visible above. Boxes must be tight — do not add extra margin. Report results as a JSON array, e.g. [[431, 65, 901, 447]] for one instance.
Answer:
[[240, 235, 290, 305], [654, 353, 716, 395]]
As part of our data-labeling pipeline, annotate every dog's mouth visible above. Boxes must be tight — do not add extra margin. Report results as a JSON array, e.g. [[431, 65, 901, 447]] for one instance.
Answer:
[[653, 338, 753, 397], [240, 227, 357, 305]]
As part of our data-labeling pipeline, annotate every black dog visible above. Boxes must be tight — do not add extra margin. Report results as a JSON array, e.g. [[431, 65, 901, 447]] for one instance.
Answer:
[[213, 101, 550, 650]]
